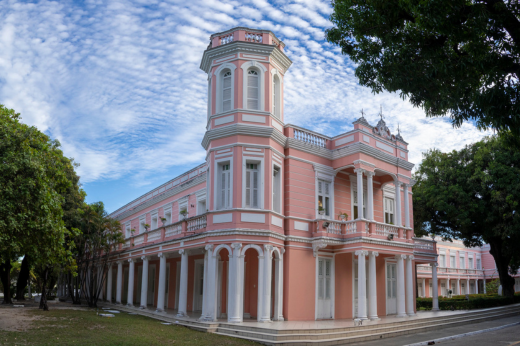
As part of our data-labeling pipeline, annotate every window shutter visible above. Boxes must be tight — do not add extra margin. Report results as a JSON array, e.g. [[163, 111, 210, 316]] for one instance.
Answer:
[[324, 182, 329, 195], [247, 70, 259, 110], [226, 170, 230, 208], [245, 170, 251, 208], [318, 181, 322, 194], [252, 170, 258, 208], [221, 170, 226, 208], [223, 72, 232, 111]]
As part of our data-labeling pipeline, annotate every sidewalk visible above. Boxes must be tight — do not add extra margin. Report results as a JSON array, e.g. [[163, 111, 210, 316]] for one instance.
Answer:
[[350, 314, 520, 346]]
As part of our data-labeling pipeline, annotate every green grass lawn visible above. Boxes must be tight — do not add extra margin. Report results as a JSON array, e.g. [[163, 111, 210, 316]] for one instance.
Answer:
[[0, 307, 258, 346]]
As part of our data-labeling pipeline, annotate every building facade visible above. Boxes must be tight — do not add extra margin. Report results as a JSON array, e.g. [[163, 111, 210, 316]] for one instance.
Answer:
[[102, 27, 441, 322], [417, 240, 520, 297]]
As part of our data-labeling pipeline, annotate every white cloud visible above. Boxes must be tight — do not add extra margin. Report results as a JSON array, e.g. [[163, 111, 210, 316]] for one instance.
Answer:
[[0, 0, 489, 195]]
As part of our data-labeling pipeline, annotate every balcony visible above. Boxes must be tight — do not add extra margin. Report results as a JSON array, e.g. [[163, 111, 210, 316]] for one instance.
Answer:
[[312, 219, 414, 243]]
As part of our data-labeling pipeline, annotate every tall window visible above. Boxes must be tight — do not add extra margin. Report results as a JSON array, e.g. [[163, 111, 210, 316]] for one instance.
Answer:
[[207, 78, 212, 118], [272, 165, 281, 213], [468, 257, 474, 269], [318, 180, 330, 217], [460, 256, 465, 269], [125, 225, 131, 238], [450, 255, 456, 268], [440, 254, 446, 267], [476, 258, 481, 270], [218, 163, 231, 209], [247, 70, 259, 110], [384, 197, 394, 224], [245, 163, 259, 208], [272, 75, 280, 118], [222, 71, 232, 112], [139, 219, 145, 233], [164, 210, 172, 225], [353, 190, 366, 219]]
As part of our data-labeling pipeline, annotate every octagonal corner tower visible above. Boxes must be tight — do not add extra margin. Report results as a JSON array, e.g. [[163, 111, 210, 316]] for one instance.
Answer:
[[200, 27, 292, 229]]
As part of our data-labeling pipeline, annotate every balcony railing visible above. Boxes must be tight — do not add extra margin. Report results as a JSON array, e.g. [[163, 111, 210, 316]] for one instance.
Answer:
[[165, 223, 182, 237], [134, 234, 144, 246], [147, 229, 161, 242], [293, 128, 328, 148], [413, 237, 436, 253], [375, 222, 399, 237], [188, 214, 207, 232]]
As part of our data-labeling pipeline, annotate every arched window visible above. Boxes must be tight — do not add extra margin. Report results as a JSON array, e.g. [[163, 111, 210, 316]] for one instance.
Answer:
[[273, 74, 280, 118], [247, 69, 259, 110], [222, 71, 232, 112]]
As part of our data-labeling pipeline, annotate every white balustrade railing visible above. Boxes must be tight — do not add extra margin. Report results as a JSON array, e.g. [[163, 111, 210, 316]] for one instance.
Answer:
[[134, 235, 144, 246], [375, 222, 399, 237], [245, 32, 262, 43], [147, 229, 161, 242], [345, 221, 357, 234], [165, 223, 182, 237], [220, 34, 233, 45], [188, 214, 207, 232], [413, 238, 436, 252], [417, 265, 432, 272], [293, 129, 328, 148], [122, 240, 131, 249], [327, 221, 341, 235]]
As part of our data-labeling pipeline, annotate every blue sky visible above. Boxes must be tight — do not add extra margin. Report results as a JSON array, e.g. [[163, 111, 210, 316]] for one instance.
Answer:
[[0, 0, 491, 213]]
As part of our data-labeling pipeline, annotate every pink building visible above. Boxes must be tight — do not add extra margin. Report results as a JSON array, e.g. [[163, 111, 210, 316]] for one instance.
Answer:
[[417, 240, 520, 297], [103, 27, 440, 322]]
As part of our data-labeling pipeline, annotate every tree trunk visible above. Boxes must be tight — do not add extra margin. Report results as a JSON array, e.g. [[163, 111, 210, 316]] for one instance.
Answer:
[[0, 260, 12, 304], [489, 239, 516, 297], [15, 255, 30, 301], [39, 267, 49, 311]]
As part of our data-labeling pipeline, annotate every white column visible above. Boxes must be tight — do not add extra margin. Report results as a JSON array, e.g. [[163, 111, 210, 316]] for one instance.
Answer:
[[227, 243, 243, 322], [140, 256, 149, 308], [484, 279, 487, 294], [355, 168, 364, 219], [256, 249, 265, 322], [366, 172, 374, 220], [176, 249, 189, 317], [432, 263, 439, 311], [466, 278, 470, 294], [403, 184, 410, 228], [156, 253, 167, 312], [273, 248, 285, 321], [406, 255, 415, 316], [199, 246, 211, 321], [116, 261, 123, 304], [422, 278, 426, 298], [447, 278, 450, 296], [259, 245, 273, 322], [394, 181, 402, 227], [127, 259, 135, 306], [396, 255, 406, 317], [457, 279, 460, 295], [356, 250, 368, 320], [107, 265, 113, 303], [207, 248, 218, 321], [475, 279, 479, 294], [368, 251, 379, 320]]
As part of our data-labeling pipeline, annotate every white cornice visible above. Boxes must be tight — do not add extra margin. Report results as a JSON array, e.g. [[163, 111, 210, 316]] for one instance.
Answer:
[[202, 123, 287, 150]]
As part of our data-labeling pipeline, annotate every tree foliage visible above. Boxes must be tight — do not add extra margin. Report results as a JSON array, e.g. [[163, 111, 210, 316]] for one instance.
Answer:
[[413, 135, 520, 297], [0, 105, 76, 307], [326, 0, 520, 135]]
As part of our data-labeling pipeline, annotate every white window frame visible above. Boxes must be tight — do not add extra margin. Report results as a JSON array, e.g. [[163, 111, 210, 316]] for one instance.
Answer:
[[125, 223, 131, 238], [468, 256, 474, 270], [271, 69, 282, 119], [440, 254, 446, 267], [195, 189, 207, 216], [272, 162, 282, 214], [476, 257, 481, 270], [240, 61, 266, 111], [242, 157, 264, 209], [318, 179, 332, 218], [151, 211, 158, 230], [460, 256, 465, 269], [178, 197, 189, 219], [383, 196, 394, 224], [450, 255, 456, 268], [382, 185, 395, 225], [214, 63, 236, 114], [139, 216, 146, 233], [162, 203, 172, 225], [214, 157, 233, 210]]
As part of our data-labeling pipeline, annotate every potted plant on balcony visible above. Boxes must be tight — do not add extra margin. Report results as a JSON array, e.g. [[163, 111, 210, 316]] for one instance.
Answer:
[[131, 228, 136, 235], [144, 224, 150, 232], [338, 212, 348, 221], [160, 217, 167, 226], [180, 208, 188, 219]]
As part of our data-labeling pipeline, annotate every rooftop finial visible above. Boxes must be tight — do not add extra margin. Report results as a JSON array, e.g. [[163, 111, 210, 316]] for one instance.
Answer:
[[360, 109, 365, 118], [379, 105, 384, 121]]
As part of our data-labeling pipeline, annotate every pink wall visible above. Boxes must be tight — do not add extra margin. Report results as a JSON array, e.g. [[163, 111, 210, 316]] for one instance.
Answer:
[[284, 247, 315, 320], [335, 253, 353, 319]]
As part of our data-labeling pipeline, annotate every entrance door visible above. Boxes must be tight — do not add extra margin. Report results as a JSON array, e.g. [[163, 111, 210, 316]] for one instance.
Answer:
[[354, 260, 368, 317], [165, 264, 170, 308], [317, 258, 332, 319], [147, 265, 156, 306], [451, 282, 457, 295], [386, 263, 397, 315], [193, 260, 204, 312], [136, 266, 142, 304]]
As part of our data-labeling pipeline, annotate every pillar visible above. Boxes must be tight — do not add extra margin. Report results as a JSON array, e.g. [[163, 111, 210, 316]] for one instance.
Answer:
[[355, 168, 364, 219], [199, 245, 211, 321], [422, 278, 426, 298], [484, 279, 487, 294], [396, 254, 406, 317], [432, 263, 439, 311], [228, 243, 243, 322], [403, 184, 410, 228], [256, 248, 265, 322], [406, 255, 415, 316], [394, 181, 402, 226], [475, 279, 479, 294], [127, 259, 135, 306], [107, 265, 113, 303], [356, 250, 368, 319], [116, 261, 123, 304], [466, 278, 470, 294], [457, 279, 461, 295], [273, 248, 285, 321], [140, 256, 149, 308], [156, 253, 167, 312], [366, 171, 374, 220], [259, 245, 273, 322], [176, 249, 189, 317], [98, 267, 104, 300], [368, 251, 379, 320], [447, 278, 450, 296]]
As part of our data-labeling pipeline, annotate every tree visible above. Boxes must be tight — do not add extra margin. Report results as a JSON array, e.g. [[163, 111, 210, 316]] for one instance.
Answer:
[[412, 135, 520, 297], [0, 105, 74, 306], [69, 202, 123, 307], [326, 0, 520, 135]]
